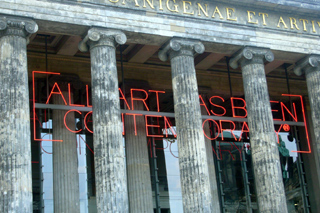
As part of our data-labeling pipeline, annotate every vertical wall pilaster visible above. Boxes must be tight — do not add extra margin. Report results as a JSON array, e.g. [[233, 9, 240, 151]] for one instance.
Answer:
[[79, 28, 129, 212], [159, 38, 213, 212], [125, 97, 153, 213], [199, 92, 221, 213], [0, 16, 38, 212], [230, 47, 288, 212], [50, 77, 81, 213]]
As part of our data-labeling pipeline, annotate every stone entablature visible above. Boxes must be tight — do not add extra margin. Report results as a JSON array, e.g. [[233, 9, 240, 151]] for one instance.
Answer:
[[0, 0, 320, 57], [70, 0, 320, 35]]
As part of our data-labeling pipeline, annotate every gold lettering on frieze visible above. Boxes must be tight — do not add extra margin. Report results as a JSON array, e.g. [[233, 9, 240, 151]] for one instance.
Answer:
[[166, 0, 179, 13], [226, 8, 237, 21], [197, 3, 208, 17], [212, 6, 224, 19], [277, 16, 288, 29], [159, 0, 163, 10], [143, 0, 155, 9], [103, 0, 320, 35], [300, 19, 308, 31], [183, 1, 194, 15], [259, 12, 268, 26], [247, 11, 258, 24], [289, 17, 299, 30], [311, 21, 316, 33]]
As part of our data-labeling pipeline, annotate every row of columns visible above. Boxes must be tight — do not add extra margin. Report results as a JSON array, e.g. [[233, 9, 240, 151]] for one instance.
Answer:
[[1, 15, 320, 213]]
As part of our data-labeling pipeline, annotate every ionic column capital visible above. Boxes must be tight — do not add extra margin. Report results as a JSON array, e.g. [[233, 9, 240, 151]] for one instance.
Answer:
[[294, 55, 320, 76], [158, 38, 205, 61], [0, 16, 38, 39], [78, 27, 127, 52], [230, 46, 274, 69]]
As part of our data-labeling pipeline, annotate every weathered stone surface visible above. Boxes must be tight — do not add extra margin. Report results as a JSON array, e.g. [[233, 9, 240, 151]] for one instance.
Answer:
[[79, 27, 129, 212], [1, 0, 320, 57], [199, 93, 221, 212], [0, 16, 37, 212], [159, 38, 213, 212], [295, 55, 320, 173], [230, 46, 288, 213], [51, 79, 80, 213], [125, 98, 153, 213]]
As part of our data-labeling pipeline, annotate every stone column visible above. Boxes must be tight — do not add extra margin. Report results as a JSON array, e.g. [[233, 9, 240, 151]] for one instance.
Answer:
[[79, 28, 129, 212], [199, 92, 221, 212], [230, 47, 288, 212], [0, 16, 37, 212], [125, 97, 153, 213], [294, 55, 320, 167], [158, 38, 213, 212], [51, 77, 80, 213]]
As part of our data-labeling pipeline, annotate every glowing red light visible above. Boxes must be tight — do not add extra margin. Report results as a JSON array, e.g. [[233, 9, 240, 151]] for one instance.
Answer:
[[145, 115, 163, 137], [84, 111, 93, 133], [33, 71, 63, 142], [68, 83, 85, 107], [199, 95, 211, 115], [126, 113, 143, 136], [230, 97, 247, 118], [86, 85, 92, 107], [46, 82, 68, 105], [283, 124, 290, 132], [202, 119, 220, 140], [209, 96, 226, 116], [164, 116, 177, 138], [64, 110, 82, 133], [270, 100, 282, 121], [131, 89, 149, 111], [219, 120, 237, 141], [121, 113, 125, 136], [149, 90, 165, 112], [119, 88, 131, 110], [281, 102, 298, 122], [238, 122, 249, 141], [282, 94, 311, 153]]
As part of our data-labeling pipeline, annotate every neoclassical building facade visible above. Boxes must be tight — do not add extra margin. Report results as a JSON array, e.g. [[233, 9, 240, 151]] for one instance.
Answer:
[[0, 0, 320, 212]]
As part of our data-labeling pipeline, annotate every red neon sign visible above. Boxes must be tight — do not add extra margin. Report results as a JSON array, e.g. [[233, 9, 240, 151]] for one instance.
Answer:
[[131, 89, 149, 111], [84, 111, 93, 133], [149, 90, 165, 112], [202, 119, 220, 140], [33, 71, 62, 142], [33, 71, 312, 155], [209, 96, 226, 116], [199, 95, 211, 115], [270, 100, 282, 121], [68, 84, 85, 107], [230, 97, 247, 118], [64, 110, 82, 133], [282, 94, 311, 153], [126, 113, 143, 136], [46, 82, 67, 105]]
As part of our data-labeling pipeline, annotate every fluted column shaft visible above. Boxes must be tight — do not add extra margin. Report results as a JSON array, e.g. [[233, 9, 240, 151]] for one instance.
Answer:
[[52, 83, 80, 213], [79, 28, 128, 212], [159, 38, 213, 212], [0, 16, 37, 212], [295, 55, 320, 167], [200, 94, 221, 213], [125, 98, 153, 213], [230, 47, 287, 213]]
